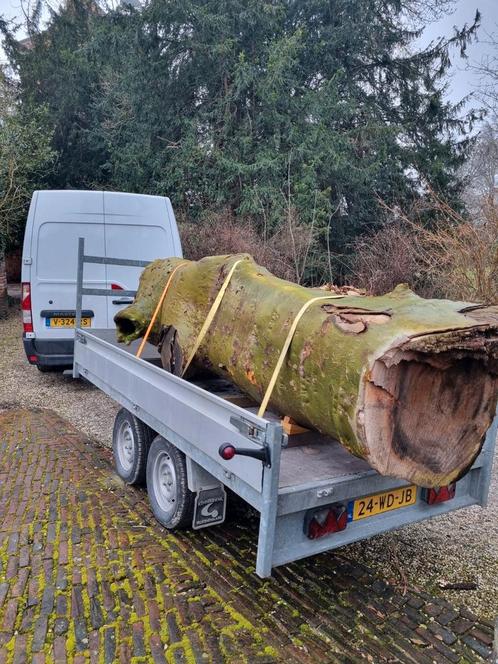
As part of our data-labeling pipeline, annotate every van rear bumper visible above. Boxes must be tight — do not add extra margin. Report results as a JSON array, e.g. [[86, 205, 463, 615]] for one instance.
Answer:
[[23, 335, 74, 369]]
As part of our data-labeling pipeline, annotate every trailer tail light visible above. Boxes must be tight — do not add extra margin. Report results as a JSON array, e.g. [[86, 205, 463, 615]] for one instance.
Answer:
[[305, 504, 348, 540], [21, 282, 33, 333], [423, 483, 456, 505]]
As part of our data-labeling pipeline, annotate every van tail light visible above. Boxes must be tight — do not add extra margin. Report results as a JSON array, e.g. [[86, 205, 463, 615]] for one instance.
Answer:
[[305, 504, 348, 540], [423, 483, 456, 505], [21, 282, 33, 333], [111, 283, 123, 290]]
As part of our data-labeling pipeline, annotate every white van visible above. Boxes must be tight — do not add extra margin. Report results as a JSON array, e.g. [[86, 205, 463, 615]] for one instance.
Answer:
[[21, 190, 182, 371]]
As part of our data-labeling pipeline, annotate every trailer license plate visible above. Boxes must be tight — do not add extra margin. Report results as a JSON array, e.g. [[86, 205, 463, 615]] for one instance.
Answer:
[[351, 485, 417, 521], [48, 317, 91, 328]]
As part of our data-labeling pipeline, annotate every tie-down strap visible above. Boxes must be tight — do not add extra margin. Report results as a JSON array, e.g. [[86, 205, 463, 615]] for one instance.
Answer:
[[257, 295, 344, 418]]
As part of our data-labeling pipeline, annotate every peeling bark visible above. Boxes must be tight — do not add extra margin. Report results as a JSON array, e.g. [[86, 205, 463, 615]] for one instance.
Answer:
[[115, 254, 498, 488]]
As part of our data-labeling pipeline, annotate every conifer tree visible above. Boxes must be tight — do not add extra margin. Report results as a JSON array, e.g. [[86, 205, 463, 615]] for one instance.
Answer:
[[1, 0, 481, 281]]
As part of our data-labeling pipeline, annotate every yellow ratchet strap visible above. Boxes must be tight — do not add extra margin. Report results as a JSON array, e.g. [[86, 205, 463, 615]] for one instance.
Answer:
[[135, 261, 188, 359], [182, 259, 244, 376], [257, 295, 344, 418]]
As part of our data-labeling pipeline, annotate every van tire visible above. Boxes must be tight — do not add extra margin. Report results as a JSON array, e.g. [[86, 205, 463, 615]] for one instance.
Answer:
[[112, 409, 153, 485], [146, 436, 195, 530]]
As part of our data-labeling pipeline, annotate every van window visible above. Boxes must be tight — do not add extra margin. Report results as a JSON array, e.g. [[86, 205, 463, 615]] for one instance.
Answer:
[[35, 221, 106, 280], [104, 224, 169, 261]]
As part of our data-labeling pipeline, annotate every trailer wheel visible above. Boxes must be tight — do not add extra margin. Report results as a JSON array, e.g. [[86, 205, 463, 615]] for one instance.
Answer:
[[112, 408, 153, 485], [146, 436, 195, 529]]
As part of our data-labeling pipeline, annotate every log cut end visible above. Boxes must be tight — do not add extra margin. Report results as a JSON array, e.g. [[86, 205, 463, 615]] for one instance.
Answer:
[[360, 325, 498, 487], [115, 304, 146, 342]]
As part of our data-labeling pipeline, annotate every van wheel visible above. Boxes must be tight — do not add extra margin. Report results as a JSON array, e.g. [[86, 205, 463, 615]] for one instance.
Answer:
[[146, 436, 195, 529], [112, 408, 153, 485]]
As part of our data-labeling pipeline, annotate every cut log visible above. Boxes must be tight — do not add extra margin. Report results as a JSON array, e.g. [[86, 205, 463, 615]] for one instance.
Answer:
[[115, 254, 498, 488]]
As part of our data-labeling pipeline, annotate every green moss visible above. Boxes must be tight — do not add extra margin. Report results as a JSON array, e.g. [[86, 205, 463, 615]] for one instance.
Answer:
[[65, 624, 77, 659], [262, 645, 279, 657], [3, 635, 15, 661]]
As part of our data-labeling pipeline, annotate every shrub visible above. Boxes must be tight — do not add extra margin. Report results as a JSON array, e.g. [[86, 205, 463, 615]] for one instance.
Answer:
[[415, 199, 498, 303], [179, 209, 320, 284], [351, 223, 425, 296], [352, 195, 498, 303]]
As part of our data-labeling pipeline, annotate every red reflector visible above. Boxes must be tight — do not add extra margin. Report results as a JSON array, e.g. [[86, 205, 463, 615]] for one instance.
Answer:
[[307, 505, 348, 539], [424, 483, 456, 505], [219, 444, 236, 461], [111, 283, 123, 290], [28, 355, 38, 363], [21, 282, 33, 333]]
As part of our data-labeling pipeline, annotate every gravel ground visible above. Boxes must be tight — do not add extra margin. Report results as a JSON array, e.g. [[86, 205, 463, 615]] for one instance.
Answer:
[[1, 306, 498, 620], [0, 309, 118, 446]]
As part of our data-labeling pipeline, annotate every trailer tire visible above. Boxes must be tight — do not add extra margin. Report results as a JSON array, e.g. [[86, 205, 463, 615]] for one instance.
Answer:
[[112, 408, 153, 485], [146, 436, 195, 530]]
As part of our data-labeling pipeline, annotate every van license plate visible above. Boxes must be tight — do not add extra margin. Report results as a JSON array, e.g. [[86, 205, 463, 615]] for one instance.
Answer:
[[48, 317, 91, 328], [351, 485, 417, 521]]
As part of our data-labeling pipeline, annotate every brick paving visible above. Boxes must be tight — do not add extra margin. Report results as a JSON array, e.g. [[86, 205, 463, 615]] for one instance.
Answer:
[[0, 408, 495, 663]]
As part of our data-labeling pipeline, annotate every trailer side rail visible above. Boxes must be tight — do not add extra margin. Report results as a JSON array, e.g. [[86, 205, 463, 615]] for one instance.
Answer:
[[74, 236, 150, 335]]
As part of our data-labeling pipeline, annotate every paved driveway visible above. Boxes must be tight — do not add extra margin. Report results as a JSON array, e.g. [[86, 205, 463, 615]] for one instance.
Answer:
[[0, 408, 494, 663]]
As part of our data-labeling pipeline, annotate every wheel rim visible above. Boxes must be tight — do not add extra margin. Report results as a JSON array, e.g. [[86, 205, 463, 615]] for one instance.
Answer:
[[152, 449, 177, 519], [116, 420, 135, 472]]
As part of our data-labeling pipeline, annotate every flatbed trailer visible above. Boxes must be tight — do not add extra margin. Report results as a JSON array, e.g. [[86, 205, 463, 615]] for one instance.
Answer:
[[72, 241, 498, 578]]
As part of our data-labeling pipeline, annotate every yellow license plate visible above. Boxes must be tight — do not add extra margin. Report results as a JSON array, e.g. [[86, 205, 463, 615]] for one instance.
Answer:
[[352, 485, 417, 521], [49, 317, 91, 328]]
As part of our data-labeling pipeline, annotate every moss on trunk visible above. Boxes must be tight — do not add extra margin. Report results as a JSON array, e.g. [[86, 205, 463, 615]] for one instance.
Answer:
[[115, 254, 498, 488]]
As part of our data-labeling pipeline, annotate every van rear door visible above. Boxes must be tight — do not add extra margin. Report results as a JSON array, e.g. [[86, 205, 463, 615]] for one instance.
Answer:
[[30, 191, 108, 342], [103, 192, 181, 324]]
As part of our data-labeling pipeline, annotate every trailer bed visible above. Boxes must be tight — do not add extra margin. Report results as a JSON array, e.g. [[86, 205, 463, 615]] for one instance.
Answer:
[[88, 330, 373, 486]]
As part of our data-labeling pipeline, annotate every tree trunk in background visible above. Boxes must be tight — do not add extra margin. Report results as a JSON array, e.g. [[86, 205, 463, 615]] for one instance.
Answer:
[[115, 254, 498, 488], [0, 251, 8, 319]]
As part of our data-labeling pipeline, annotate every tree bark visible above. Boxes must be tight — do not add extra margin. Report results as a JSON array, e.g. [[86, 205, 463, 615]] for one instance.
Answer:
[[115, 254, 498, 488], [0, 251, 8, 320]]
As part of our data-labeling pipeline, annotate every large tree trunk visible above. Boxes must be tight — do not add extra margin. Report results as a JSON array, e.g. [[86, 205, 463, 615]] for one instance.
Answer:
[[115, 254, 498, 488], [0, 251, 8, 320]]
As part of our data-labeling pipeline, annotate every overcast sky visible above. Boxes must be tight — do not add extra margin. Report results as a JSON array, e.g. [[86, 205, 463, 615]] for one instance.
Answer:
[[421, 0, 497, 104], [0, 0, 496, 106]]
